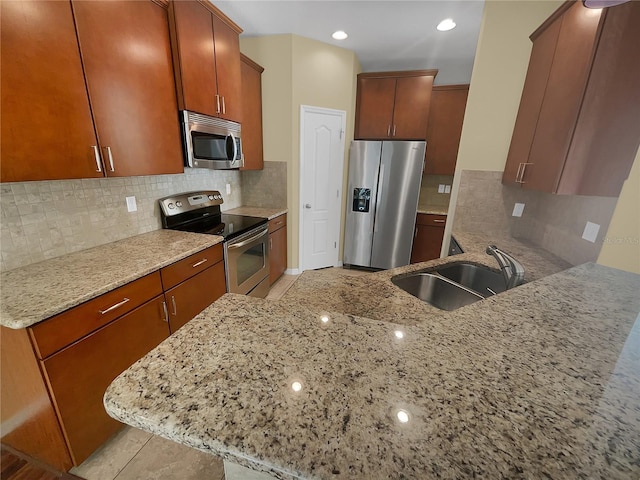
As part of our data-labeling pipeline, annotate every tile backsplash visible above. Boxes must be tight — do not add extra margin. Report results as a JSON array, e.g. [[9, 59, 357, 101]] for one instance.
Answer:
[[240, 161, 287, 208], [418, 174, 454, 212], [0, 168, 242, 271], [453, 170, 619, 265]]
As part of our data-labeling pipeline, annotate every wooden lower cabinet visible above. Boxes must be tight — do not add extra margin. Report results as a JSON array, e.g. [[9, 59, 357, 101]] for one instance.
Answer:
[[269, 214, 287, 285], [164, 261, 227, 333], [410, 214, 447, 263], [41, 296, 169, 465]]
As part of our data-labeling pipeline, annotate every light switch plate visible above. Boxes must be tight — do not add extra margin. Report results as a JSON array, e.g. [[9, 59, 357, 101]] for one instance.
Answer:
[[444, 185, 451, 194], [512, 202, 525, 217], [582, 221, 600, 243], [226, 183, 231, 195], [126, 196, 137, 212], [438, 184, 445, 193]]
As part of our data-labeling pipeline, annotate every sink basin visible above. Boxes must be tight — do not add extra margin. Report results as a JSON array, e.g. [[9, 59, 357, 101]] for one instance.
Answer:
[[436, 263, 506, 297], [392, 273, 483, 311]]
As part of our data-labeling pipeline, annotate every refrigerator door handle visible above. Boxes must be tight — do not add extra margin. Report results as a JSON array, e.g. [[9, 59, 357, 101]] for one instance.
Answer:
[[373, 164, 384, 233]]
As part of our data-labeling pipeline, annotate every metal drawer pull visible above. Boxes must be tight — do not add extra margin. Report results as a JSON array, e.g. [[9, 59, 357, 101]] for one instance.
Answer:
[[162, 301, 169, 322], [92, 146, 102, 172], [105, 146, 115, 172], [192, 258, 208, 268], [99, 297, 130, 315], [433, 219, 445, 223], [171, 295, 177, 316]]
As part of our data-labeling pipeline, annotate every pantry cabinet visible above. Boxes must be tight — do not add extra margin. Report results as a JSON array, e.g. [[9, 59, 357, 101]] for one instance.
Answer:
[[240, 54, 265, 171], [169, 0, 243, 123], [503, 0, 640, 196], [0, 0, 183, 182], [410, 214, 447, 263], [424, 85, 469, 176], [269, 214, 287, 285], [355, 70, 437, 140]]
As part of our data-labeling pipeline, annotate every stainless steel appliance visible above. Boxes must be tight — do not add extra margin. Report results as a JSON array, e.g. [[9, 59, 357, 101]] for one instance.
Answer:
[[159, 191, 270, 298], [181, 111, 244, 169], [343, 140, 426, 270]]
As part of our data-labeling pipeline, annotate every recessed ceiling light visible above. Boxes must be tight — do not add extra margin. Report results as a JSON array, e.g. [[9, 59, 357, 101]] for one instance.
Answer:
[[332, 30, 348, 40], [436, 19, 456, 32]]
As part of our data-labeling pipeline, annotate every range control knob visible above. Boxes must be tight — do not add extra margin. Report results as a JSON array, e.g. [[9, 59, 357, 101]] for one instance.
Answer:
[[208, 195, 215, 200], [176, 201, 183, 207], [167, 203, 175, 209]]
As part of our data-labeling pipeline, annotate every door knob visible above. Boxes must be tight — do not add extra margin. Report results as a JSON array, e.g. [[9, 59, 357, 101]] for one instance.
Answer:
[[304, 204, 312, 209]]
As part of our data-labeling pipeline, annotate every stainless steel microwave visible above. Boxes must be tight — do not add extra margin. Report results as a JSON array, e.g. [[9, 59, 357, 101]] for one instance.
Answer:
[[180, 110, 243, 169]]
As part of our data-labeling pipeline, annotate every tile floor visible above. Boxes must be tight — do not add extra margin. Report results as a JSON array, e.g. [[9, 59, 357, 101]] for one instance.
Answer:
[[71, 269, 371, 480]]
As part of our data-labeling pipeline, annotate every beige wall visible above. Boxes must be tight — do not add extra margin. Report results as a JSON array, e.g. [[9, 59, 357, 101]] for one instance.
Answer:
[[241, 34, 360, 270], [597, 147, 640, 274]]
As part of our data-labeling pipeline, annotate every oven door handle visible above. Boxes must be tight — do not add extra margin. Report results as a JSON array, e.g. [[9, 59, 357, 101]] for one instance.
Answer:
[[227, 228, 268, 250]]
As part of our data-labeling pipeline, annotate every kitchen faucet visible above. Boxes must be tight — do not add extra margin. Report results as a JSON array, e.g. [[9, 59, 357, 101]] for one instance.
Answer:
[[486, 245, 525, 289]]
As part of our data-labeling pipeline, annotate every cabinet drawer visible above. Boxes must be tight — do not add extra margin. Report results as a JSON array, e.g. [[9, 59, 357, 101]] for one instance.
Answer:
[[268, 214, 287, 232], [160, 243, 223, 290], [416, 214, 447, 227], [29, 272, 163, 360]]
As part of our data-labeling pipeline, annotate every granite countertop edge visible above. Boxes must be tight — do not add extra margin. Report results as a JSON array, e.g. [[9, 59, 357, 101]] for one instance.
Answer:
[[224, 206, 288, 220]]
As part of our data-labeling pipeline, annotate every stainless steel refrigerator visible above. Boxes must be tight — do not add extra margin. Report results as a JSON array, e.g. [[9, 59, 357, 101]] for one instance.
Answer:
[[343, 140, 426, 269]]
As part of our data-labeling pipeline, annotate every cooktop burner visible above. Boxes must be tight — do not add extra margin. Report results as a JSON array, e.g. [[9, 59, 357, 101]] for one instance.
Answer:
[[158, 191, 268, 241]]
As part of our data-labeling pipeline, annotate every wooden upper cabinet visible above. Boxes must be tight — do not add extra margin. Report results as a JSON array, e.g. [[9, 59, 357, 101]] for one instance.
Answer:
[[0, 1, 101, 182], [355, 70, 437, 140], [240, 54, 265, 171], [169, 0, 243, 123], [424, 85, 469, 176], [503, 1, 640, 196], [72, 0, 183, 177]]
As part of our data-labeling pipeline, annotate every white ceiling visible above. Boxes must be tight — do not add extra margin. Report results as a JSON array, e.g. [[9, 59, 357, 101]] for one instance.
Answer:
[[214, 1, 485, 85]]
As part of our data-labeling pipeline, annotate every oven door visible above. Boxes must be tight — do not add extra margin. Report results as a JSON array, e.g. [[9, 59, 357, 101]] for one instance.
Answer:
[[224, 225, 270, 297]]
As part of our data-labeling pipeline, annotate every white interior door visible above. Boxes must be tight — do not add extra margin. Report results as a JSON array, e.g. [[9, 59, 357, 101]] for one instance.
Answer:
[[299, 106, 346, 271]]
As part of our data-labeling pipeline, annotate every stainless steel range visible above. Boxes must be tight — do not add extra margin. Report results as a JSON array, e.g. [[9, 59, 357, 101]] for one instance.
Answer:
[[159, 191, 270, 298]]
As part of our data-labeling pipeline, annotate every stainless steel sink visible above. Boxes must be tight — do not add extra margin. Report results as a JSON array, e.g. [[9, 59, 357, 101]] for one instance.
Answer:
[[435, 263, 506, 297], [391, 273, 484, 311]]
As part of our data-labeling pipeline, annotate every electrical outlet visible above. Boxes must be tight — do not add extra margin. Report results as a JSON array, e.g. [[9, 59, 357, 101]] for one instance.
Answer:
[[512, 203, 525, 217], [582, 221, 600, 243], [444, 185, 451, 194], [126, 196, 137, 212], [226, 183, 231, 195], [438, 184, 445, 193]]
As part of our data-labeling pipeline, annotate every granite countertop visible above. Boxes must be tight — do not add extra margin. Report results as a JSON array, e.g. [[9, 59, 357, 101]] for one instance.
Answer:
[[105, 262, 640, 479], [416, 207, 448, 215], [225, 206, 288, 220], [0, 230, 223, 329]]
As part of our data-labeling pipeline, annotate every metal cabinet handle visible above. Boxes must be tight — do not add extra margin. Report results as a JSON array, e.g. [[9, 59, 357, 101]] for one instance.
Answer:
[[433, 219, 445, 223], [387, 125, 391, 137], [516, 163, 533, 184], [221, 96, 226, 115], [270, 238, 273, 250], [162, 300, 169, 322], [171, 295, 177, 316], [192, 258, 208, 268], [104, 146, 115, 172], [392, 125, 397, 137], [215, 94, 221, 114], [515, 163, 524, 183], [92, 146, 102, 172], [99, 297, 130, 315]]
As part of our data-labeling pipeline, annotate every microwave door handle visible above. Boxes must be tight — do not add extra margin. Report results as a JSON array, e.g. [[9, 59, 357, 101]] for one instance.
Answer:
[[228, 132, 238, 161]]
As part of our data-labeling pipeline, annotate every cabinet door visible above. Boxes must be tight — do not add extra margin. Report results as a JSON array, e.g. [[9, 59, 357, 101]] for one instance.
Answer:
[[212, 14, 243, 123], [355, 78, 396, 139], [72, 0, 183, 177], [521, 3, 602, 191], [410, 224, 445, 263], [393, 75, 434, 140], [165, 261, 226, 334], [240, 55, 264, 170], [1, 0, 100, 182], [269, 226, 287, 285], [42, 296, 169, 465], [424, 85, 469, 175], [170, 0, 218, 116], [502, 17, 561, 186]]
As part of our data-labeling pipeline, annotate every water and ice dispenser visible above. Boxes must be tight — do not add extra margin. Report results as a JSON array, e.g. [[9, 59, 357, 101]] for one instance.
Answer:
[[352, 188, 371, 213]]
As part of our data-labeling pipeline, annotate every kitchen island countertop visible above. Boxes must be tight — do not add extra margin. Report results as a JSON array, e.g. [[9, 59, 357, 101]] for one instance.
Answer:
[[0, 230, 223, 329], [105, 258, 640, 479]]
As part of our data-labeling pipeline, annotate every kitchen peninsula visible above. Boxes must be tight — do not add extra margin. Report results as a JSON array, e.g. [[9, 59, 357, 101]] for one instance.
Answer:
[[104, 248, 640, 479]]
